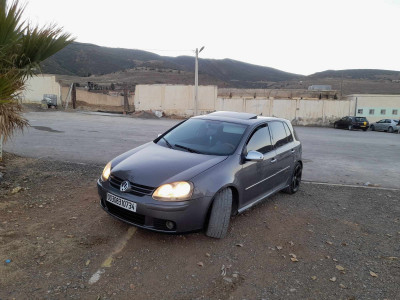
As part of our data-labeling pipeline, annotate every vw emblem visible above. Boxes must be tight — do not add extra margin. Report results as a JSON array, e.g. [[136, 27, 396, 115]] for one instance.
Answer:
[[120, 181, 131, 192]]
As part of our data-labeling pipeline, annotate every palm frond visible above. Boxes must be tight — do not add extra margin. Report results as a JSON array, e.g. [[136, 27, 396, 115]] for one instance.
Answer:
[[0, 0, 74, 142]]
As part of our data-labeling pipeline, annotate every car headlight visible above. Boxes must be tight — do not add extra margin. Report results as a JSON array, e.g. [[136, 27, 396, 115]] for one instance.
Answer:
[[152, 181, 193, 201], [101, 162, 112, 181]]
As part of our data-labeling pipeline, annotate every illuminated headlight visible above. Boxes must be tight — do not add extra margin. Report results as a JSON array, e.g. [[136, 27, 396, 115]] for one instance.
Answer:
[[101, 162, 112, 181], [152, 181, 193, 201]]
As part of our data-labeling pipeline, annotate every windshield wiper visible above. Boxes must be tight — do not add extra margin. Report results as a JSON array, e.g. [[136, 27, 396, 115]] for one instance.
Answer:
[[162, 137, 173, 149], [174, 144, 203, 154]]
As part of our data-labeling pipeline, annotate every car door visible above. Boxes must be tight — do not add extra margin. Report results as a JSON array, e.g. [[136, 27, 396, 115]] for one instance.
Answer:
[[375, 120, 384, 131], [239, 124, 279, 208], [269, 121, 295, 189], [338, 117, 346, 128], [343, 117, 351, 128], [347, 117, 354, 128], [383, 119, 391, 131], [378, 119, 386, 131]]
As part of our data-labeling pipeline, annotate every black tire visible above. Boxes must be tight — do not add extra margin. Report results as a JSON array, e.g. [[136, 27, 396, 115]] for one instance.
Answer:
[[370, 125, 375, 131], [348, 125, 353, 131], [283, 163, 302, 194], [388, 126, 394, 133], [334, 123, 337, 129], [362, 128, 367, 131], [206, 188, 232, 239]]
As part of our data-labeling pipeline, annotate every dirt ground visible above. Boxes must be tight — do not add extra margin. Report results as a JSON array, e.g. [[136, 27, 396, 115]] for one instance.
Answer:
[[0, 153, 399, 300]]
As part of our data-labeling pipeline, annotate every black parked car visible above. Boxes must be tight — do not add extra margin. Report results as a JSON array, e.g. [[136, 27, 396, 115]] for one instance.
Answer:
[[98, 111, 302, 238], [333, 116, 369, 131]]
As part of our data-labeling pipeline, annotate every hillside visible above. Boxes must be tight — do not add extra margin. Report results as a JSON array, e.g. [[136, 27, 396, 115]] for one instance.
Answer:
[[42, 42, 400, 93], [41, 42, 301, 88], [309, 69, 400, 80]]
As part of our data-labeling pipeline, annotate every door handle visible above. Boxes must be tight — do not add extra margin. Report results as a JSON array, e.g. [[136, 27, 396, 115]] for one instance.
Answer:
[[271, 158, 277, 163]]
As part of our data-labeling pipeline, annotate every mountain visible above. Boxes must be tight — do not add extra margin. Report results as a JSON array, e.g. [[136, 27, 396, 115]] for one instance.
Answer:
[[41, 42, 169, 76], [309, 69, 400, 80], [41, 42, 400, 91], [41, 42, 302, 87]]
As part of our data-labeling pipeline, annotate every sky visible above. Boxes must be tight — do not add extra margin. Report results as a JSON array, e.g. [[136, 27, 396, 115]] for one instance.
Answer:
[[22, 0, 400, 75]]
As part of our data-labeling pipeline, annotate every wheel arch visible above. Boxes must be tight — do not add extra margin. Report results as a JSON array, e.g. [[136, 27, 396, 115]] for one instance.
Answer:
[[205, 184, 240, 227]]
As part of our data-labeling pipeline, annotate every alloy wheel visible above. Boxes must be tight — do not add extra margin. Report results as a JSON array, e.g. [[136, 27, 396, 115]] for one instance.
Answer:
[[291, 164, 302, 192]]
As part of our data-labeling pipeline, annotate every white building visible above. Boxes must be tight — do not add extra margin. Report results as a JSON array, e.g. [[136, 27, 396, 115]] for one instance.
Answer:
[[20, 74, 62, 105], [345, 94, 400, 122]]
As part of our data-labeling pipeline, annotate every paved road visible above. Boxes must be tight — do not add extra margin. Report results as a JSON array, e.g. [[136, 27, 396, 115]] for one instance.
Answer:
[[5, 111, 400, 188]]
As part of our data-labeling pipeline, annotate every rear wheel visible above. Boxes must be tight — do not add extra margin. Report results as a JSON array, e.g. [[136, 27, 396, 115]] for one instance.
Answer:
[[348, 125, 353, 131], [388, 126, 394, 133], [283, 163, 302, 194], [206, 188, 232, 239], [362, 128, 367, 131], [370, 125, 375, 131]]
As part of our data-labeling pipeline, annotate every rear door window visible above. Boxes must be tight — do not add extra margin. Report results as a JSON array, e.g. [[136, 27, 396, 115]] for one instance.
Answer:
[[269, 121, 289, 148], [283, 123, 294, 142]]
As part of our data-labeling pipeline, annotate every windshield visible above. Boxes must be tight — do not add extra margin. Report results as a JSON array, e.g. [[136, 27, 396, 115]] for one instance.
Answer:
[[156, 119, 247, 156]]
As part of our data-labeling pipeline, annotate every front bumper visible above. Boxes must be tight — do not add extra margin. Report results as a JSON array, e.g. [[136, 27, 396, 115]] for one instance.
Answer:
[[97, 179, 212, 233]]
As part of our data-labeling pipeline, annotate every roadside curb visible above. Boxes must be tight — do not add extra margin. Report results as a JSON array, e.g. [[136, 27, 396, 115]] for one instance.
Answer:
[[303, 180, 400, 191]]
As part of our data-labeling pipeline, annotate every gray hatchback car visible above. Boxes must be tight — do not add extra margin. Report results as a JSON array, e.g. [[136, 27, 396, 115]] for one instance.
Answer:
[[97, 111, 302, 238]]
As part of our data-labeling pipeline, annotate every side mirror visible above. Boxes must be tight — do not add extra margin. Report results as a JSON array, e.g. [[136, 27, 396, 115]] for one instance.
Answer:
[[245, 150, 264, 162]]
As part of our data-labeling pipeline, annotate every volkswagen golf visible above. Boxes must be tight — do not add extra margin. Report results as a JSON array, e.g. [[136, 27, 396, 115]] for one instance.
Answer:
[[97, 111, 302, 238]]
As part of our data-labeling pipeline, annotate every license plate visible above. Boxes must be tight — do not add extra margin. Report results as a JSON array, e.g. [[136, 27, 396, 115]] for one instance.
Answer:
[[106, 193, 137, 212]]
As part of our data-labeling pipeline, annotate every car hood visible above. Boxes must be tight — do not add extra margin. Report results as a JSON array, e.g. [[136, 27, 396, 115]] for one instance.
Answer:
[[111, 142, 227, 187]]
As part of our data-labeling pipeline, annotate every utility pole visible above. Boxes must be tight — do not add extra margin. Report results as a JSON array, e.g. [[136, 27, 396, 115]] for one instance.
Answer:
[[194, 46, 204, 116], [71, 83, 76, 109], [340, 72, 343, 99]]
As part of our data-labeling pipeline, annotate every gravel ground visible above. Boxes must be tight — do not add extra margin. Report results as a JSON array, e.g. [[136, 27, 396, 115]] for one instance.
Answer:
[[0, 154, 399, 300]]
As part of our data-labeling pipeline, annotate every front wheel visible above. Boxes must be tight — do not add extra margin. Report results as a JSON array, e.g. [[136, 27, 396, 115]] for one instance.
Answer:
[[362, 128, 367, 131], [334, 123, 337, 129], [283, 163, 302, 194], [388, 126, 394, 133], [370, 125, 375, 131], [348, 125, 353, 131], [206, 188, 232, 239]]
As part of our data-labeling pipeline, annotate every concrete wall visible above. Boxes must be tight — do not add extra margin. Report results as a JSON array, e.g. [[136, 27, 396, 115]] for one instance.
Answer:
[[346, 94, 400, 122], [135, 85, 218, 116], [60, 86, 133, 107], [216, 98, 351, 126], [23, 79, 399, 125], [218, 88, 339, 100], [134, 84, 354, 125], [20, 75, 61, 104]]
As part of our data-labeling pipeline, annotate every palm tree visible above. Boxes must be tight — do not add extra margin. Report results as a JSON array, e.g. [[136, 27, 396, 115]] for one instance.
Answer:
[[0, 0, 73, 160]]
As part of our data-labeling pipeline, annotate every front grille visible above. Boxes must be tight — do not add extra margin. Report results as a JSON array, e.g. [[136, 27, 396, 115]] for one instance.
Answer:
[[105, 201, 145, 225], [109, 175, 155, 197]]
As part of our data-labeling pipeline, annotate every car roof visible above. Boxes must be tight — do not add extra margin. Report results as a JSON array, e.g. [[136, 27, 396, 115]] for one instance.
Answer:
[[194, 111, 287, 125]]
